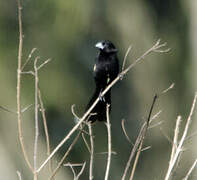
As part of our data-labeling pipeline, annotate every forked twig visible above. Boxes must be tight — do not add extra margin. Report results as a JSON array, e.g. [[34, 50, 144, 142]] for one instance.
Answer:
[[64, 162, 86, 180]]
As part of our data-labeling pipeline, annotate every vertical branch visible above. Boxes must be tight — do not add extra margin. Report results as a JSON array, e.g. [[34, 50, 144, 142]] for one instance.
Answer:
[[16, 0, 33, 172], [38, 89, 53, 175], [88, 123, 94, 180], [33, 57, 39, 179], [104, 104, 112, 180]]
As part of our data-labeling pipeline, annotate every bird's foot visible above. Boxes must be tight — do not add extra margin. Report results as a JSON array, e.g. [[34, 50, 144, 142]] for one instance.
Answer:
[[119, 72, 124, 80], [99, 92, 105, 102]]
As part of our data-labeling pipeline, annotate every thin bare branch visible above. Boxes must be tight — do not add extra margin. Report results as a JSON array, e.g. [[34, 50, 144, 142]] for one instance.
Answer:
[[169, 116, 181, 166], [37, 58, 51, 70], [76, 162, 86, 180], [0, 105, 17, 114], [21, 104, 33, 113], [33, 57, 40, 180], [148, 121, 163, 129], [182, 159, 197, 180], [16, 0, 33, 172], [38, 89, 53, 176], [21, 71, 35, 76], [122, 45, 132, 71], [88, 123, 94, 180], [104, 104, 112, 180], [121, 119, 132, 144], [160, 83, 175, 95], [16, 171, 22, 180], [21, 48, 37, 71]]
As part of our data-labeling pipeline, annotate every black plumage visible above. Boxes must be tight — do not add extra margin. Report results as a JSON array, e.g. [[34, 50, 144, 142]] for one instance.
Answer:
[[86, 40, 119, 123]]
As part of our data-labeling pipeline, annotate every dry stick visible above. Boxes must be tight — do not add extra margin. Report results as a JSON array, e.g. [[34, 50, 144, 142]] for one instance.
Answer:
[[49, 131, 82, 179], [76, 162, 86, 180], [21, 48, 37, 71], [104, 104, 112, 180], [164, 92, 197, 180], [129, 95, 158, 180], [16, 171, 22, 180], [16, 0, 33, 172], [182, 159, 197, 180], [169, 116, 181, 166], [88, 123, 94, 180], [122, 45, 132, 72], [33, 57, 39, 180], [37, 39, 169, 173], [38, 89, 53, 176]]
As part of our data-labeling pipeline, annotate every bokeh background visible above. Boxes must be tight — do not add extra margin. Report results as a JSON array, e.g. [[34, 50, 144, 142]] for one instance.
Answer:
[[0, 0, 197, 179]]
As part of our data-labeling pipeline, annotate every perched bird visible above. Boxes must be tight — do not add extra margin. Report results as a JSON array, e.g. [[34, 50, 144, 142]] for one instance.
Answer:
[[86, 40, 119, 123]]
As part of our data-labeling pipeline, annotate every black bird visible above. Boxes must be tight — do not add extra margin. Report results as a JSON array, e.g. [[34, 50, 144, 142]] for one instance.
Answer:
[[86, 40, 119, 123]]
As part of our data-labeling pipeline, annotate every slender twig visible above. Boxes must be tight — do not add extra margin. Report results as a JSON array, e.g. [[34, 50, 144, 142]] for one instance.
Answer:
[[88, 123, 94, 180], [16, 171, 22, 180], [121, 119, 132, 144], [37, 58, 51, 70], [21, 48, 37, 71], [21, 104, 33, 113], [182, 159, 197, 180], [38, 89, 53, 176], [169, 116, 181, 166], [76, 162, 86, 180], [33, 57, 39, 180], [49, 131, 82, 179], [37, 39, 169, 172], [0, 105, 17, 114], [104, 104, 112, 180], [122, 45, 132, 71], [164, 92, 197, 180], [16, 0, 33, 172], [129, 95, 158, 180]]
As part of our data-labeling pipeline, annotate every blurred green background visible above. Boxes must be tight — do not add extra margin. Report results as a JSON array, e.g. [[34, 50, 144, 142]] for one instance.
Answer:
[[0, 0, 197, 179]]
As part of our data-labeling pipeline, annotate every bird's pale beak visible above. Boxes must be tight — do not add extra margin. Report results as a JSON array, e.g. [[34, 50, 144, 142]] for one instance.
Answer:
[[95, 42, 104, 49]]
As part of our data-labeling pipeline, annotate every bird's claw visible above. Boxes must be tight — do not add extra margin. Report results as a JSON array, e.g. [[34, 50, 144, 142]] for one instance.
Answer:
[[99, 92, 105, 102], [119, 73, 124, 80]]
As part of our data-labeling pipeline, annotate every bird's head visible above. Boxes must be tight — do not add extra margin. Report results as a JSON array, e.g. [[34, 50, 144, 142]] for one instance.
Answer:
[[95, 40, 117, 54]]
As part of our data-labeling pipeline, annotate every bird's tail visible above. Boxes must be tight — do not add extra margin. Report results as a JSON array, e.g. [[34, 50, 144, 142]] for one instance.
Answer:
[[86, 89, 111, 123]]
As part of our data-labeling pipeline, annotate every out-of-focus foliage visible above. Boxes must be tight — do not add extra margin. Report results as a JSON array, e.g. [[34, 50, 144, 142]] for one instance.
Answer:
[[0, 0, 196, 179]]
